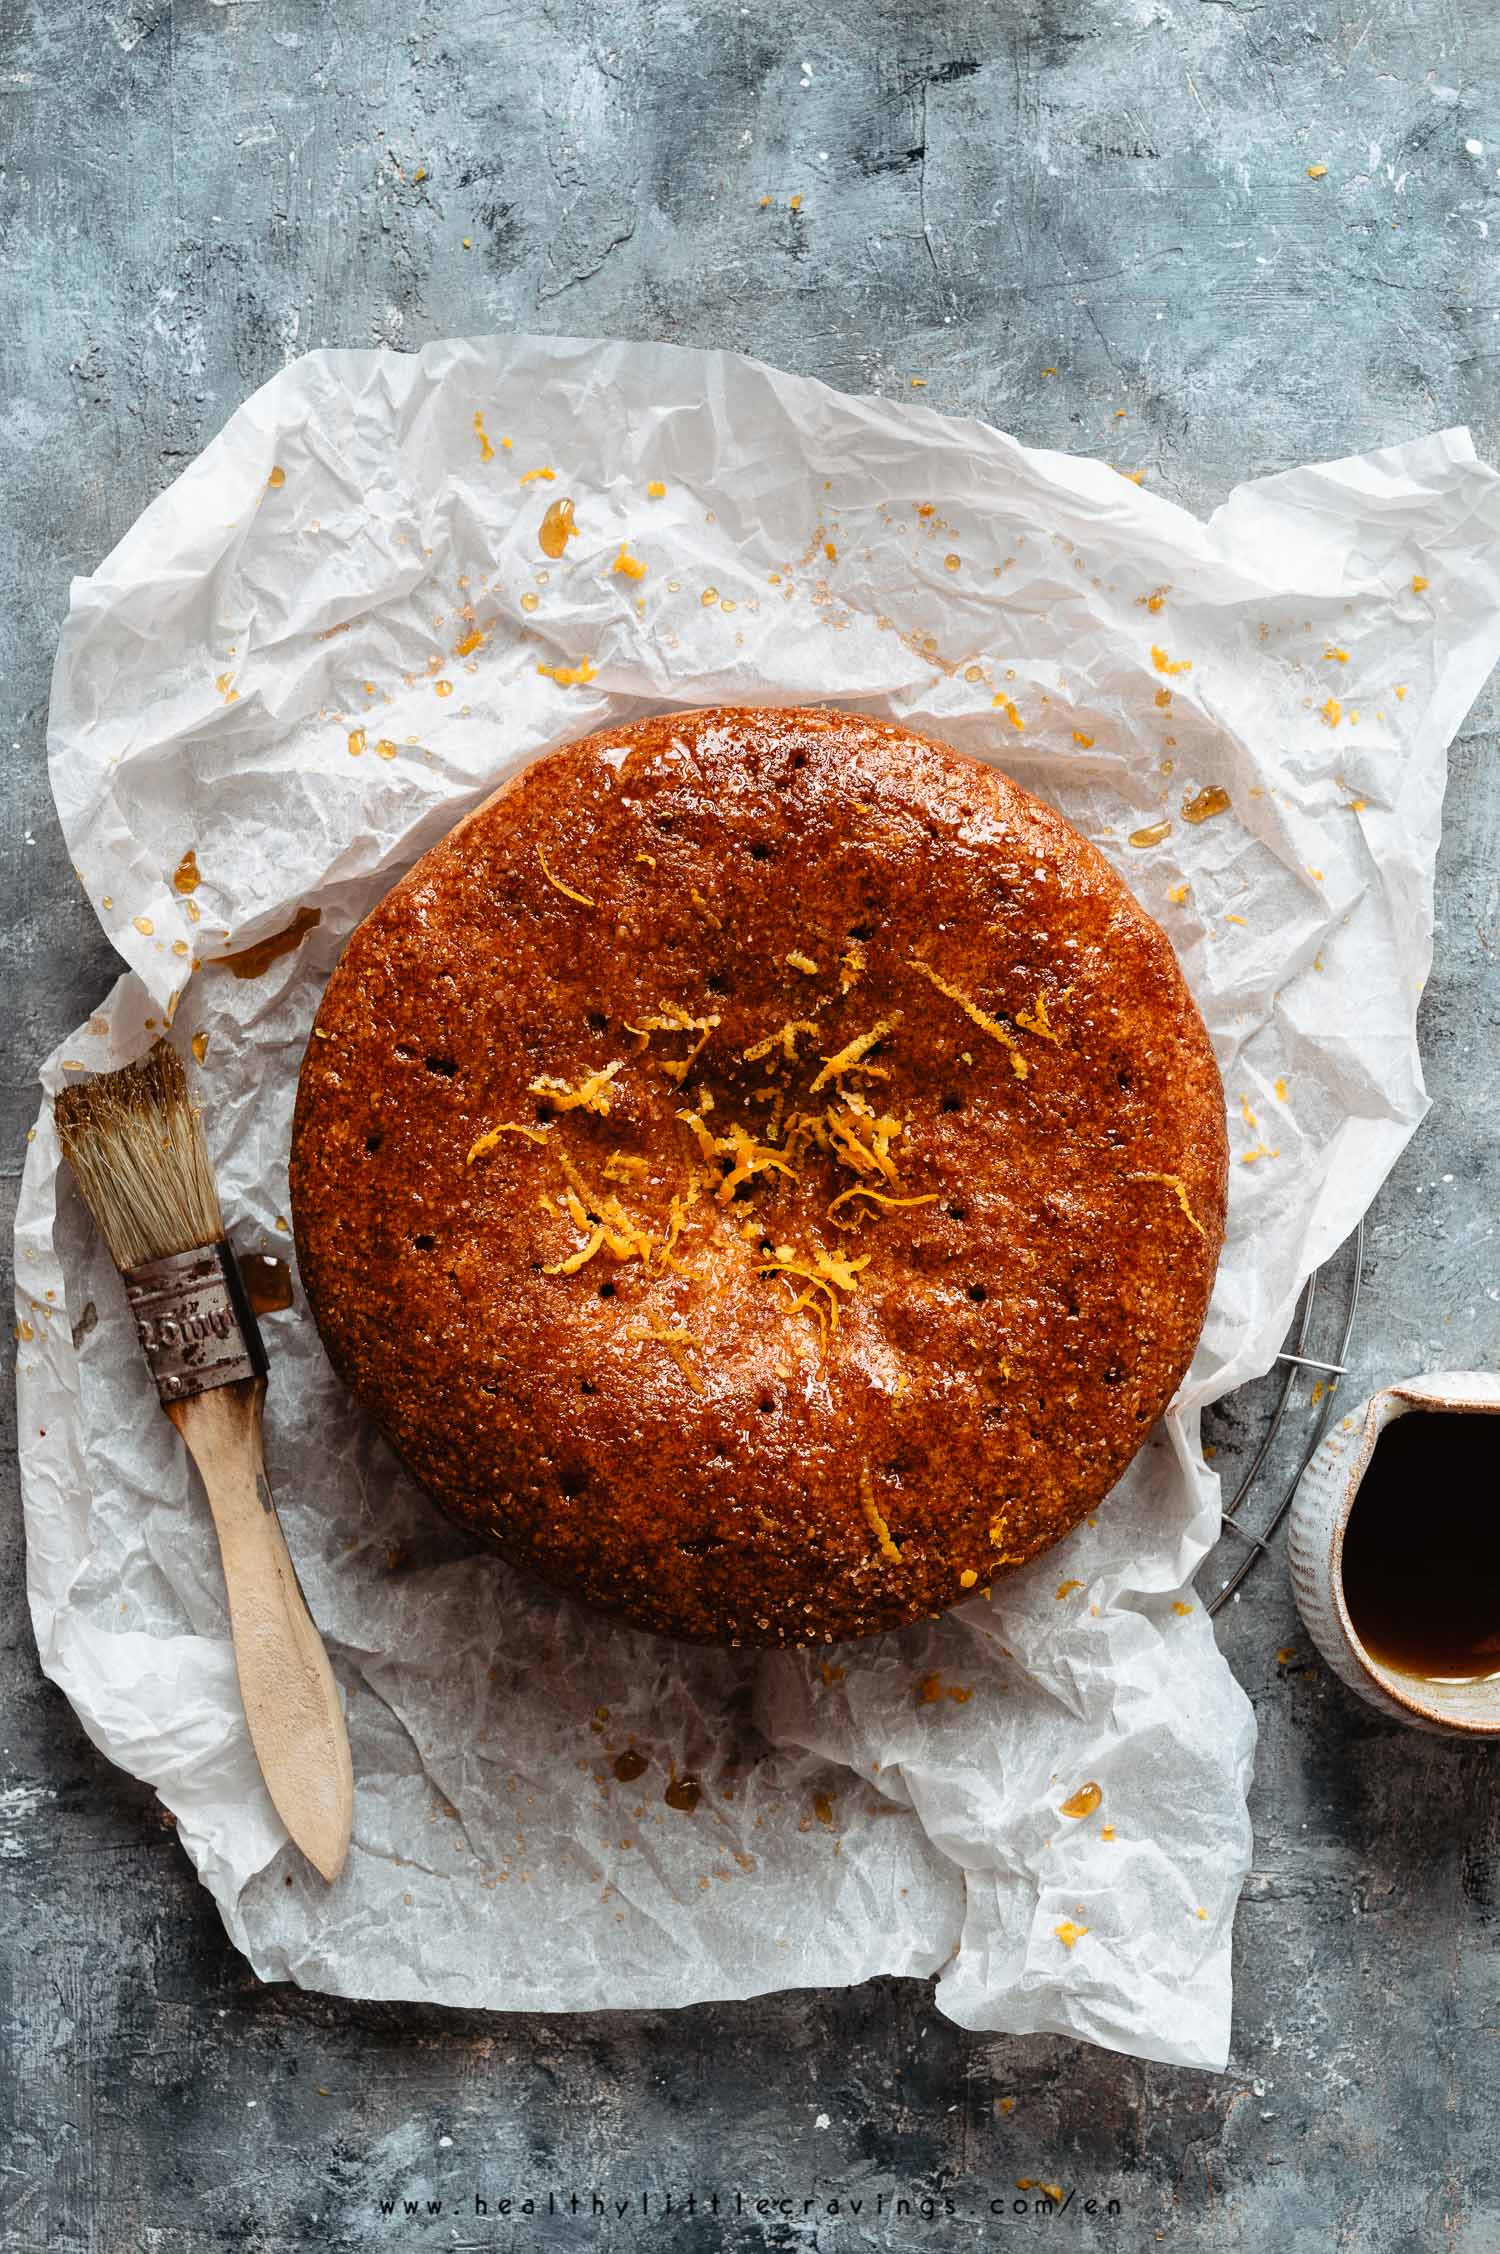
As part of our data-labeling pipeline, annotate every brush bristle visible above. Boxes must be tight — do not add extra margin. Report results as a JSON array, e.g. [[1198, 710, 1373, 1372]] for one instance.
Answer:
[[55, 1040, 225, 1271]]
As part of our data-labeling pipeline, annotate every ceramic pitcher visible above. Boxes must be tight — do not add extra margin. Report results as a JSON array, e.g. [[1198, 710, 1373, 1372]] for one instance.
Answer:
[[1287, 1369, 1500, 1737]]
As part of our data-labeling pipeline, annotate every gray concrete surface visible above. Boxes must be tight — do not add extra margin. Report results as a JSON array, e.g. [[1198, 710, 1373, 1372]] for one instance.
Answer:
[[3, 2, 1498, 2249]]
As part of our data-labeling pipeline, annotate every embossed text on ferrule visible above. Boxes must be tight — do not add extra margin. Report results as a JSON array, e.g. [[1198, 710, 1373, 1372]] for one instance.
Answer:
[[122, 1243, 267, 1402]]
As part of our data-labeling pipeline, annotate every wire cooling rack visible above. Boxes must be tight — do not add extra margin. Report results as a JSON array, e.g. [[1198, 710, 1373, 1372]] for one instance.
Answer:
[[1200, 1219, 1365, 1614]]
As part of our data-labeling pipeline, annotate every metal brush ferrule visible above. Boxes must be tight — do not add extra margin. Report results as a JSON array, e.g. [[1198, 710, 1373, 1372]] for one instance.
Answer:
[[122, 1243, 269, 1404]]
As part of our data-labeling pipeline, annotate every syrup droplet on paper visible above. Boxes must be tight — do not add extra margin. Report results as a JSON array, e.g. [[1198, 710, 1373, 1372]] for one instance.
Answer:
[[538, 497, 578, 558], [218, 904, 321, 980], [239, 1253, 294, 1315], [1059, 1781, 1102, 1819]]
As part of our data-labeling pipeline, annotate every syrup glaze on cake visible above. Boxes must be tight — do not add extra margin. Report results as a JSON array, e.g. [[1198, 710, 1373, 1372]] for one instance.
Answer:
[[290, 707, 1228, 1645]]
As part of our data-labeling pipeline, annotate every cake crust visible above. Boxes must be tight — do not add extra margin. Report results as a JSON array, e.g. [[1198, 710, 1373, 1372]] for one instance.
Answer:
[[289, 706, 1228, 1644]]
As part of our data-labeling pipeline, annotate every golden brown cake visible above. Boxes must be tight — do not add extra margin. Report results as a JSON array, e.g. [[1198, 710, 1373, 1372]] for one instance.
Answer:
[[290, 706, 1227, 1645]]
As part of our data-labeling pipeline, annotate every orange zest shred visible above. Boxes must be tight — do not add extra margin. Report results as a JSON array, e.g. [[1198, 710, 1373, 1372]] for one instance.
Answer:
[[659, 1176, 701, 1273], [717, 1122, 798, 1202], [808, 1016, 899, 1093], [544, 1222, 608, 1274], [603, 1150, 649, 1182], [631, 1001, 719, 1038], [1151, 644, 1192, 677], [828, 1184, 939, 1221], [676, 1107, 719, 1167], [543, 1150, 686, 1278], [467, 1121, 551, 1164], [761, 1240, 870, 1334], [839, 938, 866, 992], [675, 1108, 799, 1203], [906, 957, 1027, 1077], [820, 1101, 904, 1184], [537, 656, 598, 689], [520, 465, 556, 485], [625, 1000, 720, 1082], [530, 1060, 624, 1116], [660, 1034, 713, 1084], [628, 1319, 705, 1393], [859, 1466, 903, 1563], [1129, 1169, 1207, 1239], [742, 1017, 821, 1064], [778, 1107, 824, 1164], [536, 847, 596, 906], [785, 949, 819, 974], [612, 544, 647, 580], [1015, 991, 1060, 1044]]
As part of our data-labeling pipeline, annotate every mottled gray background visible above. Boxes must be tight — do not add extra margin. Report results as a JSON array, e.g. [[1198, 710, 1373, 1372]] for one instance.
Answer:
[[3, 2, 1498, 2250]]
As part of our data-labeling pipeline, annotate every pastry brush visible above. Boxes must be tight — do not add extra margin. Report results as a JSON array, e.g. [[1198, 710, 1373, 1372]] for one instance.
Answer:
[[55, 1039, 354, 1883]]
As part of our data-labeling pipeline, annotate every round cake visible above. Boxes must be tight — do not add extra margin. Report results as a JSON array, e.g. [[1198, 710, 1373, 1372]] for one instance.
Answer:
[[290, 706, 1227, 1645]]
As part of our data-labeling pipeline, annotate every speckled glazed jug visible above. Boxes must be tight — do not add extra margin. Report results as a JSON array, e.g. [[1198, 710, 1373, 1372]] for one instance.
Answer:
[[1287, 1370, 1500, 1738]]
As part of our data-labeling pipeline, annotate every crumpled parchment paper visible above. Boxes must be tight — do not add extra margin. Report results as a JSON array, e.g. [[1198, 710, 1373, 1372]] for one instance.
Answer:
[[17, 336, 1500, 2070]]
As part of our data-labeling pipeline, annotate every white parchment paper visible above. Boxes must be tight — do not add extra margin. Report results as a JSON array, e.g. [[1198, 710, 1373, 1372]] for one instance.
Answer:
[[17, 337, 1500, 2070]]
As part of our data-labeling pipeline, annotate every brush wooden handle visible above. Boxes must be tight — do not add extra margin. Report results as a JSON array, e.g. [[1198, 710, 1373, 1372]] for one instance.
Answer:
[[167, 1379, 354, 1884]]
